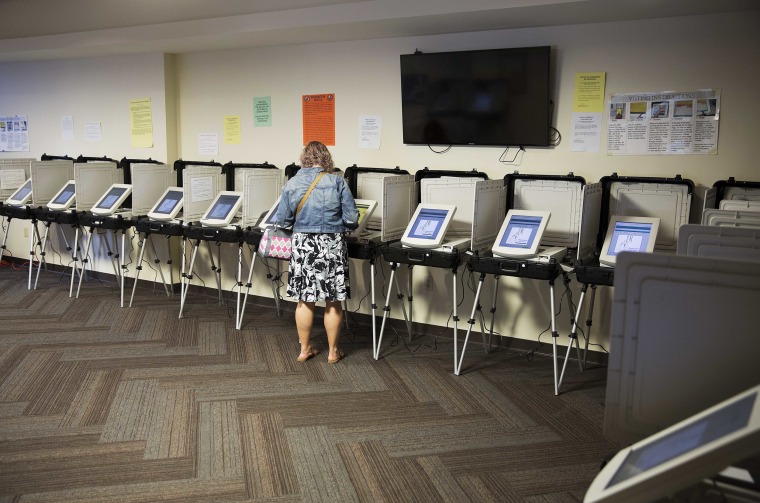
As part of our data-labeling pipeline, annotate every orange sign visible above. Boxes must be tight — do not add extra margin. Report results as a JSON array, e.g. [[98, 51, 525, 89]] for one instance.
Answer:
[[302, 94, 335, 146]]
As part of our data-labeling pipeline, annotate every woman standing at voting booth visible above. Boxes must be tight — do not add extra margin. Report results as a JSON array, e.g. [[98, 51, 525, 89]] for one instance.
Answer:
[[275, 141, 359, 364]]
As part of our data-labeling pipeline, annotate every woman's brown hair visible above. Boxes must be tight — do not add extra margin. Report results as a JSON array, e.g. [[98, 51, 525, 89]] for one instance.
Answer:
[[299, 141, 335, 173]]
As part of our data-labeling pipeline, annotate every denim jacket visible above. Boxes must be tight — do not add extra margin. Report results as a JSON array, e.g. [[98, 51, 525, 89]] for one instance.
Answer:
[[275, 167, 359, 233]]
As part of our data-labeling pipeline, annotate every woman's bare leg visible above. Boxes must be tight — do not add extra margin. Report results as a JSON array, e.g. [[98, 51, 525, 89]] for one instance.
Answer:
[[324, 300, 344, 361], [295, 301, 316, 358]]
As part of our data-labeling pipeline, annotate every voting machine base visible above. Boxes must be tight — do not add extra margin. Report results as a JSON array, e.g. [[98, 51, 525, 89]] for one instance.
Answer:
[[237, 228, 283, 330], [375, 241, 465, 364], [73, 212, 136, 306], [128, 217, 186, 307], [1, 205, 34, 272], [179, 224, 243, 318], [462, 252, 566, 392], [347, 238, 383, 261], [28, 207, 79, 290]]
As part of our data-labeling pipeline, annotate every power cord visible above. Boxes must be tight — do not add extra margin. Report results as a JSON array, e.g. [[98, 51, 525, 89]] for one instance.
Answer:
[[428, 144, 452, 154], [499, 146, 524, 164]]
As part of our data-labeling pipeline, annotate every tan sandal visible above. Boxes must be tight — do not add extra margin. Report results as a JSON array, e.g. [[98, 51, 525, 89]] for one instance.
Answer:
[[297, 347, 319, 362], [327, 350, 344, 364]]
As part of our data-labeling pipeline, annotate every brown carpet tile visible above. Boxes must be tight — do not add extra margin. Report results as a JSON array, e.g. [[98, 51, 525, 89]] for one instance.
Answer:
[[0, 267, 618, 502]]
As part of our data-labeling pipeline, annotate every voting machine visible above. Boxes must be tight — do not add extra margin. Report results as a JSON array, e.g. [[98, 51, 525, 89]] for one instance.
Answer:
[[569, 174, 693, 380], [461, 172, 591, 389], [377, 169, 494, 361]]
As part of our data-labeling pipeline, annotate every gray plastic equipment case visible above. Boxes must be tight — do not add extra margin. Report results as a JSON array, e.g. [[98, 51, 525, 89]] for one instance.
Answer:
[[703, 177, 760, 212], [508, 172, 590, 257], [575, 174, 694, 284], [604, 252, 760, 445]]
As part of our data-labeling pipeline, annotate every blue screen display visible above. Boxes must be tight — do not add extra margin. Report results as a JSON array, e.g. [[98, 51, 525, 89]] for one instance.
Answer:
[[208, 194, 240, 220], [608, 221, 653, 256], [52, 184, 75, 205], [499, 215, 543, 249], [12, 184, 32, 201], [96, 187, 127, 209], [155, 191, 182, 214], [409, 208, 448, 240], [607, 393, 755, 487]]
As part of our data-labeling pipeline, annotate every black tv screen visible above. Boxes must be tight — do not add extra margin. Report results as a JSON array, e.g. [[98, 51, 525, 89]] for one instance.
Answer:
[[400, 46, 552, 147]]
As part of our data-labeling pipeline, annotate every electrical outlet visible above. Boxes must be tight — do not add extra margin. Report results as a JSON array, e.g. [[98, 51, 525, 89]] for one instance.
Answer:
[[23, 227, 29, 238], [424, 274, 433, 289]]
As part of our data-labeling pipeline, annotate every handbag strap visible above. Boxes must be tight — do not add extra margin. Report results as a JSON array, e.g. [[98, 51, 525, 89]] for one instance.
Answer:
[[295, 171, 326, 216]]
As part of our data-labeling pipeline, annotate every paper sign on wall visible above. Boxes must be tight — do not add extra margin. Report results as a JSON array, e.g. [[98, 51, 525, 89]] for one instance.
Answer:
[[571, 72, 606, 152], [254, 97, 271, 127], [607, 89, 720, 155], [85, 121, 102, 142], [359, 115, 381, 149], [198, 133, 219, 155], [130, 98, 154, 148], [224, 115, 241, 144], [302, 94, 335, 146], [0, 115, 29, 152]]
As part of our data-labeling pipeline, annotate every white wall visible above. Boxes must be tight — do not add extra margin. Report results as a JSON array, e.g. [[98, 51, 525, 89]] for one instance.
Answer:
[[1, 10, 758, 351], [173, 10, 760, 349], [0, 52, 172, 268]]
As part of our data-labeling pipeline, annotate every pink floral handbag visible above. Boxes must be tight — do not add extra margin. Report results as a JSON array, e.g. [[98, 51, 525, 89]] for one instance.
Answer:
[[258, 227, 293, 260], [257, 172, 325, 261]]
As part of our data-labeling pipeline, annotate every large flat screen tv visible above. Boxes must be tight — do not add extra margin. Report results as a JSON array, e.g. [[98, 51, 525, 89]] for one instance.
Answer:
[[400, 46, 552, 147]]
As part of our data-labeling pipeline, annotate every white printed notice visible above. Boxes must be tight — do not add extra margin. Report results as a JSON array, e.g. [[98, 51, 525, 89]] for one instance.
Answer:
[[359, 115, 382, 149], [0, 115, 29, 152], [190, 176, 213, 203], [607, 89, 720, 155], [198, 133, 219, 155]]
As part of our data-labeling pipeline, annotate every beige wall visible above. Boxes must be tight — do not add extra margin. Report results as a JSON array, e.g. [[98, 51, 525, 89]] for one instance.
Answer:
[[1, 10, 758, 351]]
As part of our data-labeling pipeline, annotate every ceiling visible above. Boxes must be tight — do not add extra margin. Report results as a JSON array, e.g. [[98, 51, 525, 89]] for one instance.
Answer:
[[1, 0, 758, 62]]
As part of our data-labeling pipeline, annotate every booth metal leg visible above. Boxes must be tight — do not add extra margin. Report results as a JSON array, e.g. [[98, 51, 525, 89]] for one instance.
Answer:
[[59, 224, 73, 258], [129, 233, 148, 307], [100, 230, 121, 280], [375, 263, 397, 360], [235, 244, 243, 329], [205, 241, 223, 306], [146, 235, 170, 296], [370, 260, 377, 360], [180, 238, 187, 302], [75, 229, 95, 299], [69, 228, 80, 297], [558, 287, 587, 393], [129, 231, 171, 305], [566, 284, 597, 368], [33, 223, 51, 289], [166, 236, 174, 293], [119, 230, 128, 307], [406, 266, 413, 337], [237, 249, 259, 329], [567, 283, 590, 371], [548, 278, 560, 396], [260, 257, 283, 317], [375, 262, 411, 360], [0, 217, 11, 262], [483, 276, 501, 351], [582, 285, 598, 368], [455, 273, 486, 375], [28, 221, 42, 290], [179, 239, 201, 318]]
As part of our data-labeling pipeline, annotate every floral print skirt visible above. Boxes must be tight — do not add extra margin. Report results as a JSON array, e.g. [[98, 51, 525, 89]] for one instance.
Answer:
[[287, 233, 349, 302]]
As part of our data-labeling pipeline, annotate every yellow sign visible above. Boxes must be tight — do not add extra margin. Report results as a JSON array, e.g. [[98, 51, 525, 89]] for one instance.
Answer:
[[224, 115, 241, 144], [573, 72, 606, 113], [129, 98, 154, 148]]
